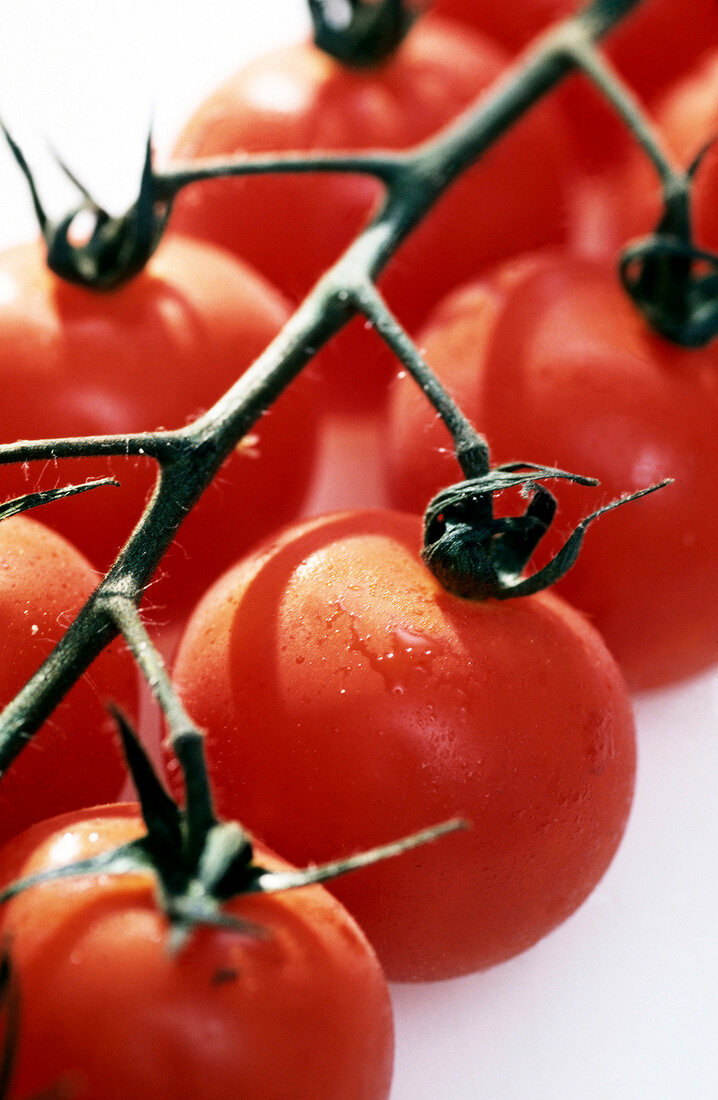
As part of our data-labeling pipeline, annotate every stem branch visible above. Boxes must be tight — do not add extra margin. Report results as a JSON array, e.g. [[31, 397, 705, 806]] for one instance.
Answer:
[[562, 31, 682, 187], [159, 151, 405, 196], [353, 281, 490, 476]]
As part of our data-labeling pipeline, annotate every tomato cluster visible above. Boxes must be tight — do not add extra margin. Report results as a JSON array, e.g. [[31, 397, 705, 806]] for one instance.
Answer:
[[170, 15, 576, 410], [0, 0, 715, 1095]]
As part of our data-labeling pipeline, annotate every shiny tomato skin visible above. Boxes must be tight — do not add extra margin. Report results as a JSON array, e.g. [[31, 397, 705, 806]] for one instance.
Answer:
[[169, 18, 575, 409], [169, 510, 636, 981], [0, 236, 318, 627], [387, 251, 718, 688], [0, 805, 394, 1100], [0, 518, 137, 843]]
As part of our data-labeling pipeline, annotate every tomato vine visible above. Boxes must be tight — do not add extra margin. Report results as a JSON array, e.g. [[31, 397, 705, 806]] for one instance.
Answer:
[[0, 0, 705, 984]]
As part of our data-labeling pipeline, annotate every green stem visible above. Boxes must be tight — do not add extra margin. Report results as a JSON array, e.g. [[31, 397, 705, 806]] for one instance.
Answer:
[[105, 595, 218, 859], [0, 431, 182, 465], [159, 151, 405, 195], [353, 281, 490, 477], [563, 32, 683, 188]]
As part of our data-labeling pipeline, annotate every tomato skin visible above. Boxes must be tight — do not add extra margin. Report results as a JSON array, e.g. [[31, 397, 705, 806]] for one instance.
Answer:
[[0, 518, 137, 843], [387, 251, 718, 688], [0, 805, 394, 1100], [0, 236, 319, 628], [169, 18, 575, 409], [169, 510, 636, 981]]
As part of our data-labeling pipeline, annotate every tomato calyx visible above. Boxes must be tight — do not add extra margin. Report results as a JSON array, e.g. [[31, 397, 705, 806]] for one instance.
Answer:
[[620, 152, 718, 348], [0, 709, 464, 949], [1, 125, 170, 290], [307, 0, 418, 68], [0, 478, 118, 523], [422, 461, 669, 600]]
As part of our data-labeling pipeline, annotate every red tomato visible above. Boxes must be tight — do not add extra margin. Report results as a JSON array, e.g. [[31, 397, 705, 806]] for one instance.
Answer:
[[387, 250, 718, 688], [169, 17, 575, 410], [617, 49, 718, 255], [0, 236, 319, 631], [0, 517, 137, 843], [169, 510, 636, 981], [0, 804, 394, 1100]]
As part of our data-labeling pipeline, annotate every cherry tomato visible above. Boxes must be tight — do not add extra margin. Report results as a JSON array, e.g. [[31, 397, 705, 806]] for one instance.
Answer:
[[0, 236, 319, 630], [0, 804, 394, 1100], [169, 17, 575, 410], [169, 510, 636, 981], [617, 49, 718, 255], [387, 250, 718, 688], [0, 517, 138, 842]]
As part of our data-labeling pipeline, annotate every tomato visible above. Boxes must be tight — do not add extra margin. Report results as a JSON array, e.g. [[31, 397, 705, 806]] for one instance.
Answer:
[[0, 236, 319, 633], [168, 17, 576, 410], [617, 49, 718, 256], [387, 250, 718, 688], [0, 804, 394, 1100], [168, 509, 636, 981], [0, 517, 138, 843]]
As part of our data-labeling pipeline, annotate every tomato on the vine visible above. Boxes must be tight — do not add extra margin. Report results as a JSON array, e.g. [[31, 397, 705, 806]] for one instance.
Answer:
[[0, 804, 394, 1100], [0, 517, 138, 842], [168, 509, 636, 981], [386, 250, 718, 688], [0, 235, 319, 631], [617, 49, 718, 255], [169, 16, 576, 409]]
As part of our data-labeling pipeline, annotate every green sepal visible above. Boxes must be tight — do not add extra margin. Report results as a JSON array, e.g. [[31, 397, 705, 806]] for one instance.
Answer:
[[0, 478, 118, 523], [619, 161, 718, 348], [422, 459, 670, 600], [2, 124, 169, 291], [308, 0, 416, 68], [495, 481, 670, 598], [621, 234, 718, 348], [111, 706, 183, 859], [0, 839, 154, 907]]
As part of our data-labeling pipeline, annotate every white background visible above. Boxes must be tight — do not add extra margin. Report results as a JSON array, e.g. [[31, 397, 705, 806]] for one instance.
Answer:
[[0, 2, 716, 1097]]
